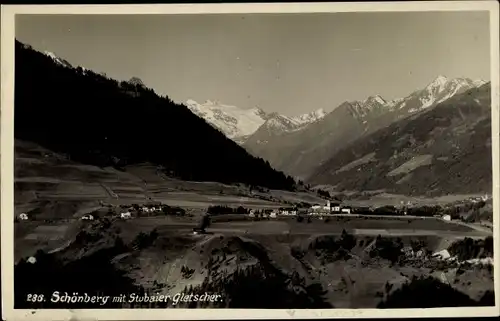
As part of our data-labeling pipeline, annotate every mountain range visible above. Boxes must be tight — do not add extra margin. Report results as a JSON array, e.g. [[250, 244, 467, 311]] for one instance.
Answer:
[[186, 73, 491, 196], [185, 99, 326, 144], [309, 82, 492, 196], [14, 40, 296, 191], [240, 75, 489, 180]]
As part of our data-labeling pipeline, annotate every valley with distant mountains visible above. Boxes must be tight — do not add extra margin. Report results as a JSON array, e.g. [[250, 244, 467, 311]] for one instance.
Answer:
[[12, 39, 495, 310], [185, 73, 491, 199]]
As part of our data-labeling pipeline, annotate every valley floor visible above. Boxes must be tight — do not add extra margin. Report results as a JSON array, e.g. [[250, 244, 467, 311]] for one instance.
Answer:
[[12, 140, 496, 309]]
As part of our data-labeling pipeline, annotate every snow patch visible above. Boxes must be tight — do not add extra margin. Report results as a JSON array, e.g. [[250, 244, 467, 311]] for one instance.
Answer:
[[185, 99, 267, 139], [43, 51, 72, 68]]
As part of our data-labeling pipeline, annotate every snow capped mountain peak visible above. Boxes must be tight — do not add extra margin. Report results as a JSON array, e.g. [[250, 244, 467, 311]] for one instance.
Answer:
[[292, 108, 326, 124], [383, 75, 488, 114], [185, 98, 329, 143], [342, 75, 487, 120], [430, 75, 448, 86], [417, 75, 486, 109], [204, 99, 218, 106], [364, 95, 386, 106], [43, 51, 72, 68], [473, 79, 487, 87], [311, 108, 326, 118], [186, 99, 198, 106], [259, 108, 328, 135]]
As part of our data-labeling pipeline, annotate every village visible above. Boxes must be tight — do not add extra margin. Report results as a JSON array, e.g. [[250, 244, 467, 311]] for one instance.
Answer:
[[247, 200, 356, 219]]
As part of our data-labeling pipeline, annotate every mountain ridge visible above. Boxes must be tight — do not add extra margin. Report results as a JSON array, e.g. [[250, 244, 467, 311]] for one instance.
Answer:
[[307, 83, 492, 196]]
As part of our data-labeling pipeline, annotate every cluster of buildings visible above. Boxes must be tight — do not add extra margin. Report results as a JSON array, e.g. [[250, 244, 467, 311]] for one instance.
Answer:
[[309, 200, 353, 215], [80, 205, 164, 221], [248, 207, 297, 219], [118, 205, 160, 220], [247, 200, 356, 219]]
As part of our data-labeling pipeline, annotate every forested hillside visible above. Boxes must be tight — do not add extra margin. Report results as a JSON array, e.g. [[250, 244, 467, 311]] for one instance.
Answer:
[[308, 83, 492, 196], [14, 40, 296, 191]]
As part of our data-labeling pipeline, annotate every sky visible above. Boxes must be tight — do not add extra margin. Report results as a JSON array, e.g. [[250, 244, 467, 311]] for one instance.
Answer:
[[16, 11, 490, 116]]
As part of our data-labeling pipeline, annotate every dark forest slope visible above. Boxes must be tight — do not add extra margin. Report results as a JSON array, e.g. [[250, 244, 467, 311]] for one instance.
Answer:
[[308, 84, 492, 197], [14, 41, 296, 191]]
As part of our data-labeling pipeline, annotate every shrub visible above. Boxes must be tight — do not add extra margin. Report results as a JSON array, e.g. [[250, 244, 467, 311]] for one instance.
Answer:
[[378, 276, 480, 308]]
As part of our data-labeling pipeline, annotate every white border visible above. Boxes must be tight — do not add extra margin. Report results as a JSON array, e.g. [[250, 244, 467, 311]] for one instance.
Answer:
[[1, 2, 499, 320]]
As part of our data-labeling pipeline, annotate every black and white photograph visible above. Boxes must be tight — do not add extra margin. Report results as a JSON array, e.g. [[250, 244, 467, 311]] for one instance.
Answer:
[[1, 1, 499, 319]]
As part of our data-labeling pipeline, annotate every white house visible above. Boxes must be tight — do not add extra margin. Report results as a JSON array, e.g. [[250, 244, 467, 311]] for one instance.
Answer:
[[269, 212, 277, 219], [442, 214, 451, 221], [341, 208, 351, 214], [280, 208, 298, 216], [18, 213, 29, 221], [121, 212, 132, 219], [311, 204, 322, 210], [81, 214, 94, 221], [248, 212, 256, 218], [432, 249, 451, 260], [27, 256, 37, 264], [323, 200, 331, 211]]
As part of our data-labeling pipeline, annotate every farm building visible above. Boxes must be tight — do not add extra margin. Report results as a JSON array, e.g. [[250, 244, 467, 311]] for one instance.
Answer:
[[121, 212, 132, 219], [279, 207, 297, 216], [81, 214, 94, 220], [341, 207, 352, 214], [18, 213, 29, 221], [309, 200, 351, 214], [330, 203, 341, 213], [308, 208, 331, 216]]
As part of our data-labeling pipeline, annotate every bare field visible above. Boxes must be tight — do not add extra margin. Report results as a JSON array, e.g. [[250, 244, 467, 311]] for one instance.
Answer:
[[14, 141, 299, 212]]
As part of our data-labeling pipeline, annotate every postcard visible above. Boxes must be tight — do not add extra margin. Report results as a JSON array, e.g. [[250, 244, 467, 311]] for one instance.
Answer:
[[1, 1, 499, 320]]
